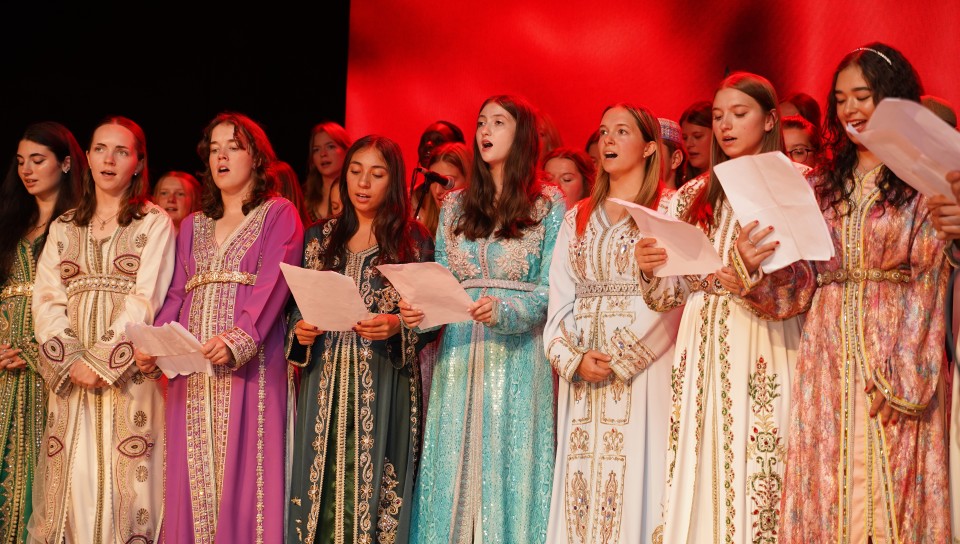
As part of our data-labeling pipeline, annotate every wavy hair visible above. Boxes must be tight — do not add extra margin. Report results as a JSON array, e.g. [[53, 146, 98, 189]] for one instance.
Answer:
[[816, 42, 923, 215], [197, 112, 279, 219], [455, 94, 544, 240]]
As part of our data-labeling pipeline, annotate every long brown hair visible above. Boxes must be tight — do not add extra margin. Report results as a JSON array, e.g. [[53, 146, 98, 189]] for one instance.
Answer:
[[0, 121, 84, 283], [197, 112, 279, 219], [420, 141, 471, 235], [304, 121, 352, 220], [575, 104, 664, 236], [816, 42, 922, 215], [455, 94, 543, 240], [684, 72, 783, 231], [73, 116, 150, 227], [320, 135, 418, 270]]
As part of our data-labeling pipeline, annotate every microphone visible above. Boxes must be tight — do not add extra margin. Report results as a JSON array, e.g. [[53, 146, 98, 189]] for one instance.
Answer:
[[415, 167, 456, 190]]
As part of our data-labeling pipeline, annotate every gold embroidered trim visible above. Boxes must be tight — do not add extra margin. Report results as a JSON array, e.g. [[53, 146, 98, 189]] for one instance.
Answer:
[[0, 281, 33, 300], [185, 270, 257, 293], [816, 267, 909, 286], [64, 274, 135, 297], [459, 278, 536, 292], [872, 368, 926, 415], [574, 281, 642, 298]]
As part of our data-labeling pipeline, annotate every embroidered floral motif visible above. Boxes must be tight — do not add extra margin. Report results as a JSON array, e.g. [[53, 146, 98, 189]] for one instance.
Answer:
[[134, 410, 147, 427], [376, 460, 402, 543], [570, 427, 589, 453], [602, 429, 624, 454], [598, 471, 619, 543], [570, 470, 589, 540], [667, 350, 687, 482], [747, 355, 783, 544]]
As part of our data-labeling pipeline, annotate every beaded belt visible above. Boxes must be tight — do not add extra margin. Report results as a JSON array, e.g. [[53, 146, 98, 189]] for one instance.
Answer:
[[816, 267, 910, 287], [576, 281, 642, 298], [460, 279, 536, 292], [1, 282, 33, 301], [185, 271, 257, 293], [65, 274, 135, 297]]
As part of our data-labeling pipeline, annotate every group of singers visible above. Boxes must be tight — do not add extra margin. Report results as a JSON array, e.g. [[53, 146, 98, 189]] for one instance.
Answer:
[[1, 40, 958, 543]]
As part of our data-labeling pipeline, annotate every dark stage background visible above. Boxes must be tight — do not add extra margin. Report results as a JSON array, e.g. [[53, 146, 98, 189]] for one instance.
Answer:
[[2, 2, 351, 184], [4, 2, 960, 191]]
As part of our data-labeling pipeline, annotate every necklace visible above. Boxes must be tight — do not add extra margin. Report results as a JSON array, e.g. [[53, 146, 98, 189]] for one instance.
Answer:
[[853, 163, 884, 183], [28, 220, 49, 233], [93, 210, 120, 230]]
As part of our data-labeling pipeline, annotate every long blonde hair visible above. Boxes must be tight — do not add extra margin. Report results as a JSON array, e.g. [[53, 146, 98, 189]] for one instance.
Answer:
[[575, 103, 664, 236]]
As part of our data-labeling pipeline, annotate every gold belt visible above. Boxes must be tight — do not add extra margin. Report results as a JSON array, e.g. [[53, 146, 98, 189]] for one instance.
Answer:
[[816, 267, 910, 286], [575, 281, 642, 298], [0, 282, 33, 301], [65, 274, 135, 297], [185, 270, 257, 292]]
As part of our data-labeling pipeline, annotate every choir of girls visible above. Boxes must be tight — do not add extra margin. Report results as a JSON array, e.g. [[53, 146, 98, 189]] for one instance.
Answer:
[[2, 40, 959, 543]]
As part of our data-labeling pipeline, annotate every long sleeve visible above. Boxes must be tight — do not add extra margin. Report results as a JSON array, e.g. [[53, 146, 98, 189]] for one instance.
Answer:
[[221, 201, 304, 369], [84, 212, 176, 385], [873, 201, 949, 414], [31, 222, 80, 392], [154, 218, 194, 328], [488, 193, 566, 335], [738, 255, 817, 320], [545, 213, 585, 381]]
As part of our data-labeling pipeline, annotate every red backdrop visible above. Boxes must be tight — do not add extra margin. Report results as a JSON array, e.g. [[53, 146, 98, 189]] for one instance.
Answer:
[[346, 1, 960, 182]]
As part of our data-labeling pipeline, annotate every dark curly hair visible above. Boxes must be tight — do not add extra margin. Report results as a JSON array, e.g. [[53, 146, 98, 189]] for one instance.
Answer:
[[816, 42, 923, 215]]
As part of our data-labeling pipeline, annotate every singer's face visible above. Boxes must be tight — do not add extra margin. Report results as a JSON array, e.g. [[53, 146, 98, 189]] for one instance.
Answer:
[[429, 160, 467, 206], [712, 87, 774, 159], [312, 131, 347, 180], [834, 64, 875, 146], [544, 157, 587, 208], [599, 106, 652, 179], [208, 122, 256, 197], [418, 123, 457, 167], [346, 146, 389, 218], [476, 102, 516, 167]]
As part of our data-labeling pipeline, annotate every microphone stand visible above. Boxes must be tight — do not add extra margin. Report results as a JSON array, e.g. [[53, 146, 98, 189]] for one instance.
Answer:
[[413, 180, 430, 220]]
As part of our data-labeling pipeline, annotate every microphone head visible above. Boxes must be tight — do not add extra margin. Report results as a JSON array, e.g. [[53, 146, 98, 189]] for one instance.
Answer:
[[417, 167, 456, 191]]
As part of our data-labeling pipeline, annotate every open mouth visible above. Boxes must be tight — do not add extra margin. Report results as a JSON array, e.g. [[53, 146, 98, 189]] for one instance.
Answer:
[[481, 140, 493, 150]]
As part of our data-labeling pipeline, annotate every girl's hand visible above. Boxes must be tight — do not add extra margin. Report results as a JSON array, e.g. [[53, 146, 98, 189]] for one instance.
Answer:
[[353, 314, 401, 340], [398, 298, 425, 329], [133, 347, 158, 375], [716, 266, 746, 295], [294, 320, 324, 346], [201, 336, 235, 366], [634, 237, 666, 276], [866, 379, 901, 425], [0, 344, 25, 370], [736, 220, 777, 275], [928, 193, 960, 240], [575, 350, 613, 383], [468, 296, 496, 325], [69, 361, 108, 389]]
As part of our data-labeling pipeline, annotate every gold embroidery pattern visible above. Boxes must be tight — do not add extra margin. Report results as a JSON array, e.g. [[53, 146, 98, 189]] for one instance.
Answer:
[[376, 460, 402, 543], [570, 427, 590, 453], [184, 270, 257, 292], [596, 471, 620, 543], [746, 356, 784, 544], [666, 350, 687, 483], [570, 470, 589, 541], [0, 281, 32, 301]]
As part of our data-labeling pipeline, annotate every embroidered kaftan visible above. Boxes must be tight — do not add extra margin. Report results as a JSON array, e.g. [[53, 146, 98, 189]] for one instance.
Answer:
[[155, 198, 303, 544], [545, 205, 682, 544], [643, 176, 812, 544], [29, 205, 175, 544], [285, 218, 435, 544], [411, 186, 565, 544], [776, 172, 951, 543], [0, 237, 47, 543]]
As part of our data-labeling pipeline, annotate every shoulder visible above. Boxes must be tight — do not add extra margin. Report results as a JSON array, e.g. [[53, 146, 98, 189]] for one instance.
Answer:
[[534, 183, 567, 219], [306, 216, 337, 241], [140, 202, 174, 229], [676, 173, 707, 200], [440, 188, 465, 212]]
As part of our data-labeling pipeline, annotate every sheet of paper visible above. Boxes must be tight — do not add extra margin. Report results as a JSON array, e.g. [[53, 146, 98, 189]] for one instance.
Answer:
[[608, 198, 723, 277], [713, 151, 834, 273], [848, 97, 960, 201], [279, 262, 372, 331], [125, 321, 213, 379], [376, 262, 474, 328]]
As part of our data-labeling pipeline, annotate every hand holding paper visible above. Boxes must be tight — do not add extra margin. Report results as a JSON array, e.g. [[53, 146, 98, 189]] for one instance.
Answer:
[[713, 151, 834, 273], [608, 198, 722, 276], [279, 262, 372, 332], [848, 98, 960, 201], [125, 322, 213, 379], [376, 262, 473, 328]]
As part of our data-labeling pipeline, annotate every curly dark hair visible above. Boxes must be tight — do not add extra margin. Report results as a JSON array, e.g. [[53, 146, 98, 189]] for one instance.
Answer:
[[816, 42, 923, 215], [197, 112, 279, 219]]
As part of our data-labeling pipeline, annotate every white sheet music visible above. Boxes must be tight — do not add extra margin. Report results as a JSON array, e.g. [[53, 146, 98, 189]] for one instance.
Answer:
[[608, 198, 723, 277], [279, 262, 373, 331], [125, 321, 213, 379], [713, 151, 834, 273], [848, 97, 960, 202], [376, 262, 474, 328]]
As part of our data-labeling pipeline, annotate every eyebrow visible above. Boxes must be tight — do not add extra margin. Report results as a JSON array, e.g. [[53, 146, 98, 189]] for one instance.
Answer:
[[835, 86, 871, 93]]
